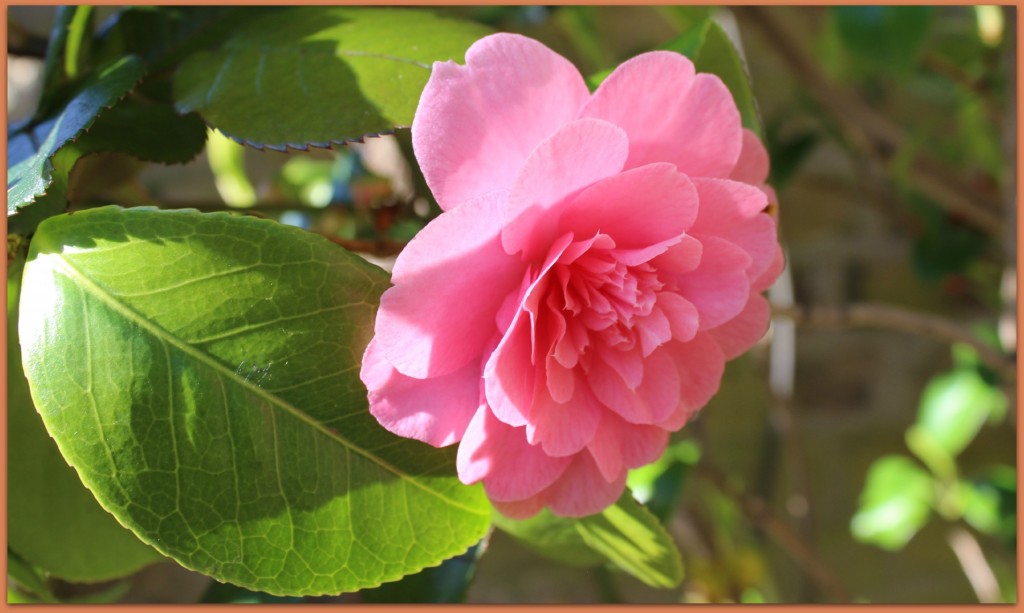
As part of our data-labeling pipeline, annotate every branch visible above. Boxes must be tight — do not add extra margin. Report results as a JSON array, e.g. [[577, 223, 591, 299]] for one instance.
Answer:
[[699, 464, 851, 602], [772, 302, 1016, 383], [735, 7, 1005, 237], [946, 526, 1003, 603]]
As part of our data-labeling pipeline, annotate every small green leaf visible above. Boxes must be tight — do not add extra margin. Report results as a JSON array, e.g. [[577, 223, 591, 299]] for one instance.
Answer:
[[692, 20, 761, 135], [831, 6, 935, 76], [661, 18, 710, 60], [851, 455, 934, 551], [173, 7, 491, 150], [626, 439, 700, 522], [7, 550, 57, 603], [19, 206, 491, 596], [8, 255, 163, 583], [7, 56, 145, 234], [914, 367, 1007, 457], [496, 493, 683, 589], [38, 7, 79, 115]]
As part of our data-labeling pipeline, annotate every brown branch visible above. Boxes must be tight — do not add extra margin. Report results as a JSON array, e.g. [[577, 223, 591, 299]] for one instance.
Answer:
[[772, 302, 1017, 383], [699, 464, 851, 603], [946, 526, 1003, 603], [736, 7, 1005, 237]]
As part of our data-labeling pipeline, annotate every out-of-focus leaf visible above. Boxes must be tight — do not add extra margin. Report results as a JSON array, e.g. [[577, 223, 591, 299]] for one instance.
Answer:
[[359, 540, 485, 603], [851, 455, 934, 551], [19, 206, 491, 596], [7, 550, 56, 603], [554, 7, 611, 75], [7, 254, 163, 583], [63, 6, 95, 80], [661, 18, 710, 60], [908, 195, 989, 282], [37, 7, 78, 115], [496, 493, 684, 589], [207, 129, 256, 207], [913, 366, 1007, 458], [764, 123, 820, 189], [173, 7, 491, 150], [626, 439, 700, 522], [831, 6, 935, 76], [657, 6, 713, 32], [967, 466, 1017, 549], [7, 56, 145, 234]]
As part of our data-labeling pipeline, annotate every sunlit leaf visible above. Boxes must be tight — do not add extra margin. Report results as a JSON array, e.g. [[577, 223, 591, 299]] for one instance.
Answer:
[[19, 206, 491, 596], [851, 455, 934, 551], [173, 7, 491, 150], [496, 493, 683, 589], [8, 255, 163, 583]]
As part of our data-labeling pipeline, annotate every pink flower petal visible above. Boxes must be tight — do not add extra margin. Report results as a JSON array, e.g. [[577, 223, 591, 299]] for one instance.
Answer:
[[710, 293, 771, 360], [413, 33, 590, 210], [581, 51, 742, 178], [526, 375, 601, 457], [558, 163, 699, 251], [361, 339, 480, 447], [503, 118, 629, 259], [660, 333, 725, 429], [587, 411, 624, 481], [544, 453, 628, 517], [651, 234, 703, 276], [656, 292, 699, 343], [691, 178, 769, 231], [729, 128, 770, 186], [674, 236, 752, 330], [458, 407, 571, 498], [376, 191, 526, 378], [753, 244, 785, 292], [493, 495, 545, 520]]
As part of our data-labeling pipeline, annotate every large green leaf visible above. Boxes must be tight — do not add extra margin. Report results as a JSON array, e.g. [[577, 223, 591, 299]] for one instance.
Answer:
[[8, 254, 163, 583], [76, 96, 209, 165], [172, 7, 491, 150], [850, 455, 934, 551], [495, 493, 683, 589], [18, 206, 491, 596], [7, 56, 145, 234]]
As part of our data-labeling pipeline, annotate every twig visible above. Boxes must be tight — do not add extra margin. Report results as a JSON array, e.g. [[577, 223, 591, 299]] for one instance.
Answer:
[[772, 302, 1017, 384], [946, 526, 1003, 603], [699, 463, 851, 603], [736, 7, 1005, 237]]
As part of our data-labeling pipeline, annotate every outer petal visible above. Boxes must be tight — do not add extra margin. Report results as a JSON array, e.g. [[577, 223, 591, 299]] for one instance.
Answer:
[[558, 163, 699, 251], [674, 236, 752, 331], [361, 339, 479, 447], [526, 372, 602, 457], [709, 293, 771, 360], [544, 453, 628, 517], [659, 333, 726, 430], [580, 51, 742, 178], [729, 128, 770, 186], [503, 118, 629, 259], [376, 191, 525, 378], [413, 33, 590, 210]]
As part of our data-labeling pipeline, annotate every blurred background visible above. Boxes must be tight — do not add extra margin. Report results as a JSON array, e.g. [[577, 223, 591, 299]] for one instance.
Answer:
[[7, 5, 1017, 604]]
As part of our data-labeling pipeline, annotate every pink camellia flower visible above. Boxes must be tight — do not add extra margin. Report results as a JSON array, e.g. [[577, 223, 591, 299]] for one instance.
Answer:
[[360, 33, 783, 519]]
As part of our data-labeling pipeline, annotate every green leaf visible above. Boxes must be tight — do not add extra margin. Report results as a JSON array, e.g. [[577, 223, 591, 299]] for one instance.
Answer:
[[201, 581, 302, 604], [74, 97, 208, 165], [626, 439, 700, 523], [661, 18, 711, 60], [8, 255, 163, 583], [173, 7, 491, 150], [913, 366, 1007, 457], [38, 6, 79, 116], [18, 206, 491, 596], [7, 550, 57, 603], [7, 56, 145, 234], [850, 455, 934, 551], [496, 493, 683, 589], [831, 6, 935, 76], [692, 20, 761, 135]]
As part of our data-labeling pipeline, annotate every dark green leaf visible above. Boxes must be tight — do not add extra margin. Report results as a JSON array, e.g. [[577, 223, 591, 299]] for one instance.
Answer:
[[832, 6, 935, 76], [496, 493, 683, 589], [850, 455, 934, 551], [7, 549, 56, 603], [8, 254, 163, 583], [173, 7, 491, 150], [77, 97, 208, 165], [626, 439, 700, 523], [909, 195, 988, 282], [201, 581, 302, 604], [7, 56, 145, 234], [19, 206, 491, 596], [38, 7, 79, 115], [661, 18, 710, 60], [692, 20, 761, 135], [359, 540, 485, 603]]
